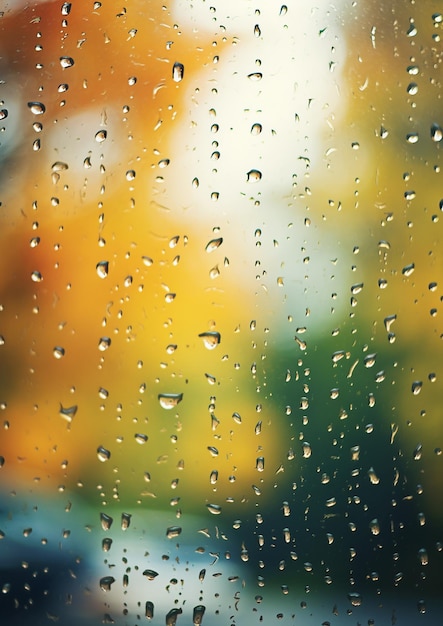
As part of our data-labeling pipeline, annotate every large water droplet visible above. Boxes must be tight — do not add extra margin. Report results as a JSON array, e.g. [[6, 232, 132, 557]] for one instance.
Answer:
[[98, 337, 111, 351], [95, 129, 107, 143], [206, 503, 222, 515], [246, 169, 262, 182], [99, 576, 115, 591], [145, 602, 154, 619], [172, 62, 184, 82], [192, 605, 206, 625], [198, 331, 221, 350], [96, 261, 109, 278], [166, 608, 183, 626], [60, 56, 75, 68], [143, 569, 159, 580], [158, 393, 183, 409], [97, 446, 111, 462], [166, 526, 182, 539], [100, 512, 113, 531], [27, 101, 46, 115]]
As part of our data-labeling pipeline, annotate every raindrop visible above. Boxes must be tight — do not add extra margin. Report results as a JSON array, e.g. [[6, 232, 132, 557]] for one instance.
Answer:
[[59, 404, 78, 423], [97, 446, 111, 462], [166, 526, 182, 539], [0, 109, 8, 120], [363, 353, 376, 368], [369, 519, 380, 535], [368, 467, 380, 484], [254, 24, 261, 37], [158, 393, 183, 409], [95, 130, 107, 143], [206, 503, 222, 514], [166, 608, 183, 626], [142, 569, 159, 580], [121, 513, 131, 530], [302, 441, 312, 458], [413, 443, 423, 461], [31, 271, 43, 282], [192, 605, 206, 625], [60, 56, 75, 68], [100, 512, 113, 531], [247, 169, 262, 182], [402, 262, 415, 276], [418, 548, 428, 566], [95, 261, 109, 278], [98, 337, 111, 351], [135, 433, 148, 444], [172, 62, 184, 82], [99, 576, 115, 592], [205, 237, 223, 253], [256, 456, 265, 472], [247, 72, 263, 81], [53, 346, 65, 359], [348, 592, 362, 607], [198, 331, 221, 349], [384, 314, 397, 332], [411, 380, 422, 395], [102, 538, 112, 552], [210, 470, 218, 484], [145, 602, 154, 619], [431, 123, 443, 142], [27, 101, 46, 115]]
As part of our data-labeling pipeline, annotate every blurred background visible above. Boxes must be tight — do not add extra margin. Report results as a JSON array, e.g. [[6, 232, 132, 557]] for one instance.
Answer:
[[0, 0, 442, 624]]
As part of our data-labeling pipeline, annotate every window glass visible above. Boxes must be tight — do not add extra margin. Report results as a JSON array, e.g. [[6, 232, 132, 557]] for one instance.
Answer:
[[0, 1, 442, 624]]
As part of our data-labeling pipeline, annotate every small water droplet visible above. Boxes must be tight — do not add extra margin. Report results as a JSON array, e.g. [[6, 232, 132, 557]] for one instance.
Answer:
[[256, 456, 265, 472], [158, 393, 183, 409], [95, 129, 107, 143], [27, 101, 46, 115], [411, 380, 422, 395], [192, 605, 206, 625], [99, 576, 115, 592], [363, 353, 376, 368], [205, 237, 223, 253], [31, 270, 43, 282], [145, 601, 154, 619], [97, 446, 111, 462], [135, 433, 148, 444], [431, 123, 443, 142], [0, 110, 8, 120], [172, 62, 184, 82]]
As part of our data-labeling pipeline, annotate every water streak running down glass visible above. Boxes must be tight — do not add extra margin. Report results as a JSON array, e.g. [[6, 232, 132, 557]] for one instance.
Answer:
[[0, 1, 442, 624]]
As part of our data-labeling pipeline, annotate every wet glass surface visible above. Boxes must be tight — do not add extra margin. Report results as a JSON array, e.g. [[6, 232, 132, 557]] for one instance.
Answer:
[[1, 1, 443, 624]]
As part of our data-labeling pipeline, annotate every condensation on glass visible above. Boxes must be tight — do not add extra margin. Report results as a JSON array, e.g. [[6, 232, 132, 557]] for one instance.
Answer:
[[0, 1, 442, 625]]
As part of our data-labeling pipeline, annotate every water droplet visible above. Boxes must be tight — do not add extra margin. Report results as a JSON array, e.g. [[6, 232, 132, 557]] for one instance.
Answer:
[[198, 331, 221, 350], [53, 346, 65, 359], [247, 72, 263, 81], [135, 433, 148, 444], [27, 101, 46, 115], [102, 538, 112, 552], [205, 237, 223, 253], [302, 442, 312, 458], [368, 467, 379, 485], [418, 548, 428, 566], [0, 109, 8, 120], [158, 393, 183, 409], [363, 353, 376, 368], [411, 380, 422, 395], [172, 62, 184, 82], [246, 169, 262, 182], [431, 123, 443, 142], [95, 129, 107, 143], [348, 592, 362, 607], [100, 512, 113, 531], [121, 512, 131, 530], [166, 608, 183, 626], [192, 605, 206, 625], [60, 56, 75, 68], [97, 446, 111, 462], [99, 576, 115, 592], [402, 262, 415, 276], [145, 602, 154, 619], [98, 337, 111, 351], [126, 169, 136, 181], [166, 526, 182, 539], [59, 404, 77, 423], [369, 518, 380, 535], [31, 270, 43, 282], [256, 456, 265, 472], [210, 470, 218, 484], [413, 443, 423, 461], [143, 569, 159, 580], [206, 503, 222, 515]]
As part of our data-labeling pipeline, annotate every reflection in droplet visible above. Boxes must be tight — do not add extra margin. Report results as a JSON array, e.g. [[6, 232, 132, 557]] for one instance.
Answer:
[[158, 393, 183, 409]]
